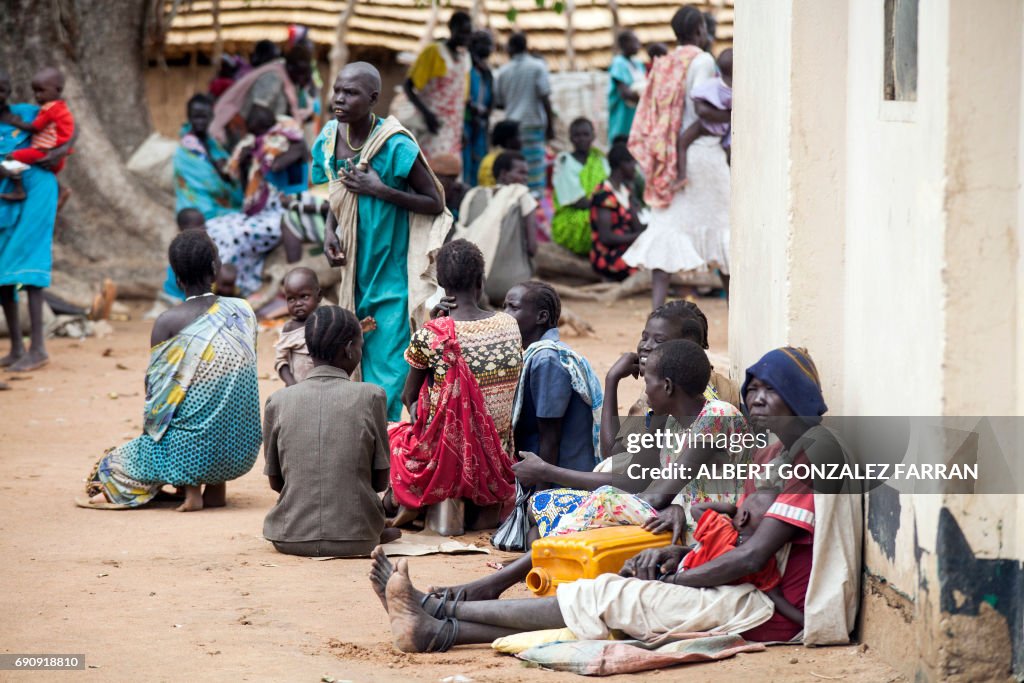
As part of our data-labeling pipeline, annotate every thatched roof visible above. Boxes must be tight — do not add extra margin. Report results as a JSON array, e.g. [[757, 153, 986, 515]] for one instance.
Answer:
[[163, 0, 733, 71]]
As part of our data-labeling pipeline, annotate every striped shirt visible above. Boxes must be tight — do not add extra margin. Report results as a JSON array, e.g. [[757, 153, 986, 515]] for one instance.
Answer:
[[30, 100, 74, 151]]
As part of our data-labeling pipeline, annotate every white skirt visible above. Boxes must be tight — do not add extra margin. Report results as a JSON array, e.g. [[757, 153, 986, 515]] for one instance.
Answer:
[[206, 196, 285, 296], [623, 140, 731, 274]]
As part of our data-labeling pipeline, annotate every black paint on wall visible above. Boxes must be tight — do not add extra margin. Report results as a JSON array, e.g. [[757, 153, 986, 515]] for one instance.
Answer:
[[936, 507, 1023, 676], [867, 484, 901, 563]]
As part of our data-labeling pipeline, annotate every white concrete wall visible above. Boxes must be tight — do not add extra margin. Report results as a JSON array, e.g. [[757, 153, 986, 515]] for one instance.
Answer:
[[942, 0, 1022, 416], [728, 0, 793, 379], [841, 0, 948, 418], [732, 0, 1023, 678], [729, 0, 849, 410]]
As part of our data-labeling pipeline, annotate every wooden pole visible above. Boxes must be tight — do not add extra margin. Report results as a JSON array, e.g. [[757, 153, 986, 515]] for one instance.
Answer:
[[564, 0, 577, 71], [211, 0, 223, 68], [329, 0, 358, 87], [607, 0, 622, 44], [419, 0, 441, 52]]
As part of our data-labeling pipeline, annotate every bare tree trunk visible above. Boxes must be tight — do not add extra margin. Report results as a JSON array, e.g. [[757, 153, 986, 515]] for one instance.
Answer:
[[535, 242, 602, 284], [2, 0, 172, 302]]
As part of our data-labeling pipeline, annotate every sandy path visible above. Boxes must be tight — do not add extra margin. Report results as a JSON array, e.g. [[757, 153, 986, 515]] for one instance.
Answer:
[[0, 296, 902, 682]]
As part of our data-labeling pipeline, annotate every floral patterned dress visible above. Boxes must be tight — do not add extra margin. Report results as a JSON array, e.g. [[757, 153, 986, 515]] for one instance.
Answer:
[[407, 41, 470, 159], [589, 179, 641, 281], [531, 400, 749, 542], [404, 312, 523, 455], [388, 313, 522, 508]]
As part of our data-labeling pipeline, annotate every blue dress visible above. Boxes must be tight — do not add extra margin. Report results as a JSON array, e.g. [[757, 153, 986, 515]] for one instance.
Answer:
[[607, 55, 646, 144], [311, 119, 419, 420], [86, 297, 262, 507], [0, 103, 59, 288], [462, 64, 493, 187]]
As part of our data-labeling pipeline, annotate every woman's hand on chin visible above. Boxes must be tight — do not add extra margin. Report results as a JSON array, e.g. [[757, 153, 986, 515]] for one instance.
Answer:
[[607, 352, 640, 383]]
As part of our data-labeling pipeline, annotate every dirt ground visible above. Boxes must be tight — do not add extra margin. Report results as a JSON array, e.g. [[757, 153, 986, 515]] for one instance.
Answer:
[[0, 295, 904, 682]]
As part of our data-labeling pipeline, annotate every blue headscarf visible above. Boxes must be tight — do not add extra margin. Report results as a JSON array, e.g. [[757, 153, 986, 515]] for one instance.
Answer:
[[742, 347, 828, 424]]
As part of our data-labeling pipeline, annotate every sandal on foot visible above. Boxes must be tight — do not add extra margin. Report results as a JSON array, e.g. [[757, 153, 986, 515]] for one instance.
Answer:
[[421, 588, 449, 619], [425, 616, 460, 653], [420, 588, 465, 620]]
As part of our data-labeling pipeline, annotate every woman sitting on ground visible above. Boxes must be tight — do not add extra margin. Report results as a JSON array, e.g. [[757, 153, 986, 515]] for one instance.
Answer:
[[504, 281, 603, 476], [263, 306, 401, 557], [454, 151, 538, 304], [431, 339, 746, 601], [386, 239, 523, 528], [601, 299, 732, 458], [205, 104, 309, 295], [173, 93, 242, 220], [550, 118, 609, 257], [78, 230, 261, 512], [369, 346, 862, 651], [589, 142, 645, 282]]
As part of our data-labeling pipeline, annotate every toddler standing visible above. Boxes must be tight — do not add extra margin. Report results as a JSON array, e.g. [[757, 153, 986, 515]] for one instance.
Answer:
[[274, 267, 322, 386]]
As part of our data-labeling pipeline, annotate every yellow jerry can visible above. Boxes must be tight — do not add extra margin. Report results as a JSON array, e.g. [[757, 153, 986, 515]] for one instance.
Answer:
[[525, 525, 672, 596]]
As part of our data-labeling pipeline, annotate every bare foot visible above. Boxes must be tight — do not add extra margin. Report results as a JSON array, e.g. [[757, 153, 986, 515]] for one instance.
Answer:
[[175, 485, 203, 512], [89, 279, 117, 321], [386, 505, 420, 529], [202, 483, 226, 508], [369, 546, 394, 611], [385, 559, 445, 653], [89, 492, 108, 505], [7, 349, 48, 373], [0, 350, 24, 368], [154, 487, 186, 502]]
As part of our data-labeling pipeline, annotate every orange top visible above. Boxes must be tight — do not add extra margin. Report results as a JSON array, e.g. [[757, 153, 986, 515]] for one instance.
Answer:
[[681, 511, 781, 591]]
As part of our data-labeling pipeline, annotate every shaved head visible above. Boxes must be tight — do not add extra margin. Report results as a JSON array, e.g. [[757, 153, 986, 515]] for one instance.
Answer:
[[34, 66, 65, 89], [339, 62, 381, 95], [717, 48, 733, 78], [283, 267, 320, 292]]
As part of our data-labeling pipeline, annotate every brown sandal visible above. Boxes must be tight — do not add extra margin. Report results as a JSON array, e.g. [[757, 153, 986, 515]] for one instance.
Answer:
[[88, 278, 117, 321]]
